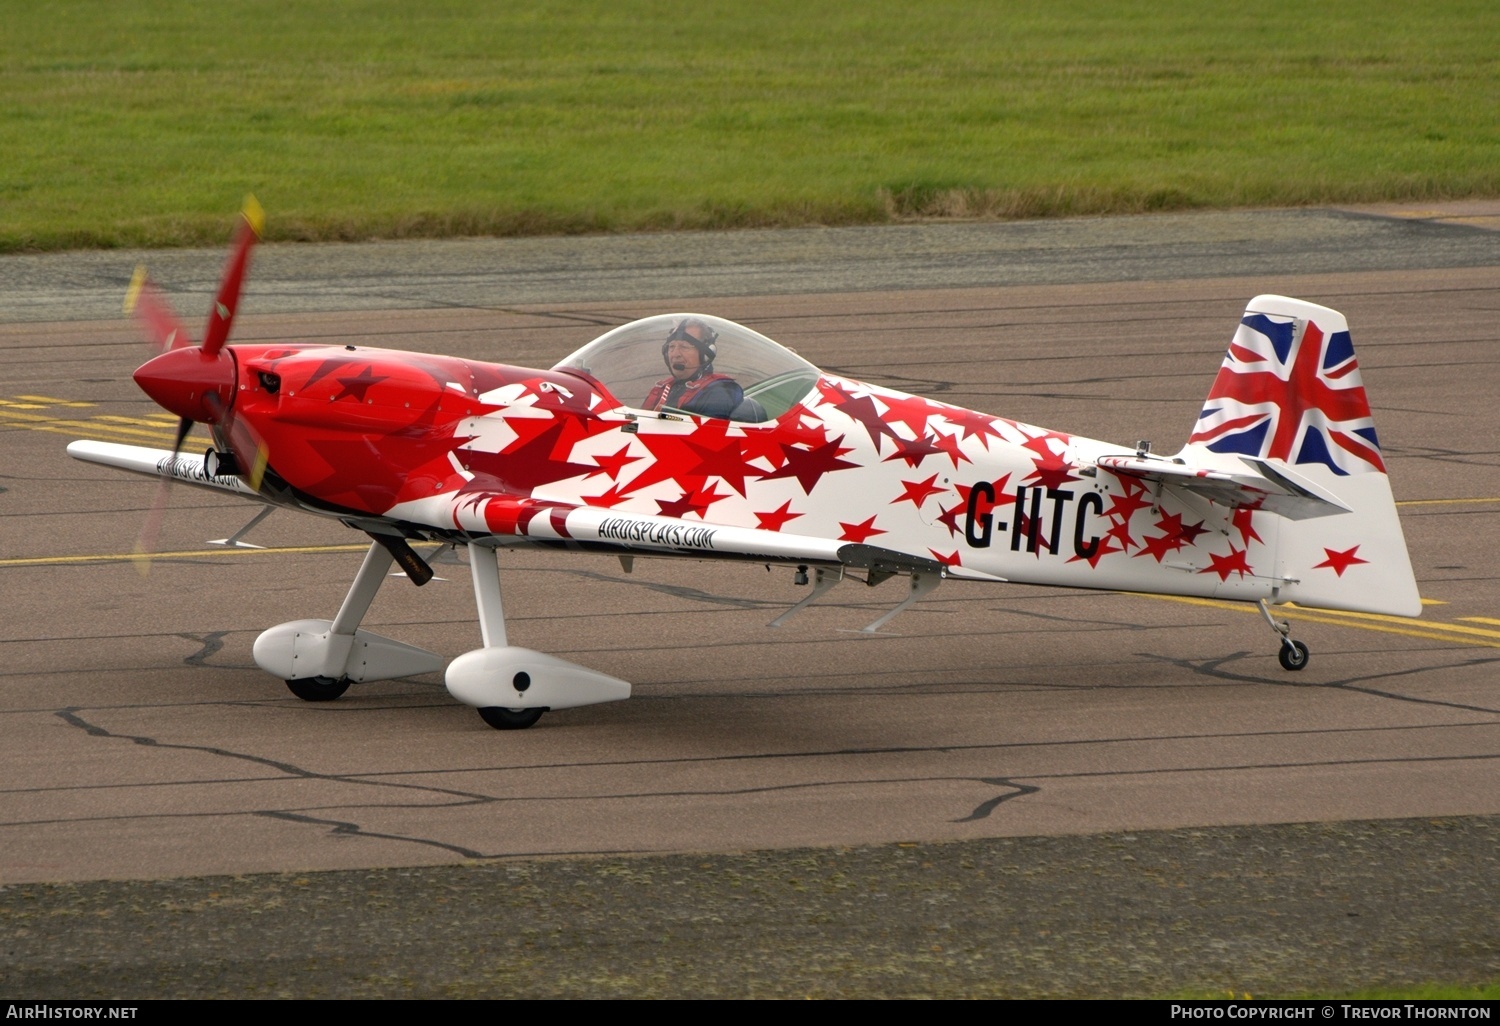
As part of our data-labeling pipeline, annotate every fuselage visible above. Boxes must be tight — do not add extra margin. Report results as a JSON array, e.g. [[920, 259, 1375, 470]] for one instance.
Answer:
[[207, 340, 1279, 605]]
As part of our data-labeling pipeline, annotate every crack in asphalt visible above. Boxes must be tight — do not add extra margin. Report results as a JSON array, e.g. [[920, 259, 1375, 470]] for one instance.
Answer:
[[256, 810, 489, 860], [177, 631, 227, 667], [954, 778, 1042, 822], [1149, 650, 1500, 715], [50, 707, 502, 857]]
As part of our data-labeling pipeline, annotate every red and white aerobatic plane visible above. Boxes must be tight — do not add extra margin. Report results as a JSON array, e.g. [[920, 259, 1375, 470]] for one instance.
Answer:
[[70, 202, 1421, 729]]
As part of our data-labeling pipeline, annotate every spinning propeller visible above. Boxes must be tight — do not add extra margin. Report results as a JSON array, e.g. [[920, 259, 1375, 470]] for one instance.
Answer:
[[126, 196, 270, 568]]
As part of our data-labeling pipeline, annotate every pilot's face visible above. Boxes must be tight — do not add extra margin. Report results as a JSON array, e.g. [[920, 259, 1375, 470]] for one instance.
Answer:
[[666, 337, 703, 380]]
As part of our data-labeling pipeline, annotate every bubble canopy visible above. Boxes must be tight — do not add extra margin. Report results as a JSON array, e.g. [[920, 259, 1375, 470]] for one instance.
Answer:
[[552, 314, 820, 423]]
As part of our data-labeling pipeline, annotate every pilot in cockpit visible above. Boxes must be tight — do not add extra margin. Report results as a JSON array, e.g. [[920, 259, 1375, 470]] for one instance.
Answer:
[[642, 317, 745, 418]]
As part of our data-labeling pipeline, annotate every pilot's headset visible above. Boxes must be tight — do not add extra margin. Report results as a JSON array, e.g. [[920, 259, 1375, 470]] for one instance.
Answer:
[[662, 318, 719, 374]]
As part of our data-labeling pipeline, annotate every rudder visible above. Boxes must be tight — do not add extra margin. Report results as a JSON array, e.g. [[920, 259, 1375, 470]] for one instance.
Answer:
[[1184, 295, 1420, 617]]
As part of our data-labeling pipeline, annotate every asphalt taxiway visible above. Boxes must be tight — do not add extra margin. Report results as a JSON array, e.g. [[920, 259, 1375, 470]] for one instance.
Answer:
[[1, 208, 1496, 996]]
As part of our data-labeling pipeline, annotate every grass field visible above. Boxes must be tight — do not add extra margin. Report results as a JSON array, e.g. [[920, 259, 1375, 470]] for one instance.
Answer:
[[2, 1, 1498, 250]]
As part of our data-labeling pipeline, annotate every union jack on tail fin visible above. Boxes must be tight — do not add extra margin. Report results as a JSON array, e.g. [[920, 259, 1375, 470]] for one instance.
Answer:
[[1191, 299, 1384, 476], [1181, 296, 1420, 617]]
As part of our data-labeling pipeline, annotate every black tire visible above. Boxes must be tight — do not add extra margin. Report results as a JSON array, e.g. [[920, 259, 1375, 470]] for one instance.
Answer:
[[478, 706, 545, 730], [285, 675, 351, 701], [1277, 639, 1310, 672]]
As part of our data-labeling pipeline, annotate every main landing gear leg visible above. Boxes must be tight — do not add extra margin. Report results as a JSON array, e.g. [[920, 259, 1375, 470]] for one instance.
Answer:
[[286, 542, 393, 700], [253, 540, 444, 700], [466, 544, 541, 730], [1259, 598, 1309, 671], [444, 544, 631, 730]]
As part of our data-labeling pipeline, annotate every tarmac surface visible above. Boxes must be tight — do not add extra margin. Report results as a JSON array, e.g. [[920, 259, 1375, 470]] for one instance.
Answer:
[[1, 206, 1497, 996]]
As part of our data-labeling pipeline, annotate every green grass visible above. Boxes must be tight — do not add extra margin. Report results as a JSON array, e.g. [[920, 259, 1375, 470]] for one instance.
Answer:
[[2, 1, 1498, 250], [1175, 983, 1500, 1001]]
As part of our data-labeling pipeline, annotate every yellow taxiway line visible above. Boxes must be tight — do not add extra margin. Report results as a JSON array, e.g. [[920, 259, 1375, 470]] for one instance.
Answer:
[[0, 409, 180, 444], [13, 394, 95, 407], [1139, 594, 1500, 650], [0, 544, 374, 569], [1394, 497, 1500, 506]]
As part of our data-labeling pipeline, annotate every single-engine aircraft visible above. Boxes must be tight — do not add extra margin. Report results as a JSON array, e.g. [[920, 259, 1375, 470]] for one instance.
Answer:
[[69, 201, 1421, 729]]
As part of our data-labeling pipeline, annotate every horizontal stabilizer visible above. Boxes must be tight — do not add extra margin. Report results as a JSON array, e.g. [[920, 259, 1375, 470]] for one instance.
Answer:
[[1095, 452, 1351, 520]]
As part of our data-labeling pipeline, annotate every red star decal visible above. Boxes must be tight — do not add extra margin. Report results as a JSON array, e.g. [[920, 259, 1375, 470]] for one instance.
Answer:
[[1020, 431, 1077, 489], [838, 516, 886, 543], [685, 430, 761, 497], [1138, 512, 1209, 557], [880, 394, 944, 438], [1135, 532, 1180, 563], [1019, 430, 1070, 462], [465, 414, 606, 495], [1106, 518, 1140, 553], [1200, 546, 1253, 581], [1178, 518, 1209, 546], [656, 483, 728, 520], [1103, 487, 1152, 523], [935, 502, 966, 538], [1156, 511, 1189, 540], [815, 378, 860, 405], [930, 430, 972, 468], [585, 444, 641, 481], [1231, 507, 1263, 547], [1027, 461, 1079, 490], [928, 549, 962, 567], [754, 500, 803, 532], [739, 426, 789, 470], [332, 366, 389, 403], [762, 436, 860, 493], [948, 409, 1005, 449], [294, 354, 367, 393], [824, 391, 900, 454], [894, 474, 944, 508], [619, 429, 712, 495], [1313, 545, 1369, 576], [583, 483, 631, 508], [883, 433, 944, 468]]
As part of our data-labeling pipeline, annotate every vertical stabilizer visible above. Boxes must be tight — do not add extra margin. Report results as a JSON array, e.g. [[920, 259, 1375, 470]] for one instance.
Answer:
[[1185, 296, 1420, 617]]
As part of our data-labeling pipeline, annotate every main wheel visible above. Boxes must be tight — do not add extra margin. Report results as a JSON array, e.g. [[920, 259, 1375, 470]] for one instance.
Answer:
[[478, 707, 545, 730], [1277, 639, 1310, 672], [285, 675, 351, 701]]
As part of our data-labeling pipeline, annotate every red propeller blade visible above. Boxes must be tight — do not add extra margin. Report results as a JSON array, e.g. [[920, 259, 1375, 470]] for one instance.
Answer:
[[132, 416, 196, 575], [202, 196, 264, 357], [205, 391, 272, 491], [124, 268, 196, 353]]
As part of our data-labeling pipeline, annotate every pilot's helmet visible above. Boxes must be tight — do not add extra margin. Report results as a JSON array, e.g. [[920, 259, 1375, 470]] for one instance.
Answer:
[[661, 317, 719, 369]]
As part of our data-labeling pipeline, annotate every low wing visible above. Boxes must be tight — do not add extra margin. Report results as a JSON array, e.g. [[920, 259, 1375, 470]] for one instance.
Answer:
[[447, 492, 1004, 581], [68, 440, 260, 499], [1094, 452, 1351, 520], [68, 440, 1001, 582]]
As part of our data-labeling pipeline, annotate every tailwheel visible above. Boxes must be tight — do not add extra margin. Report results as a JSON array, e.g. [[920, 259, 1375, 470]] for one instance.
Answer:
[[285, 676, 351, 701], [478, 707, 545, 730], [1278, 639, 1310, 672]]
